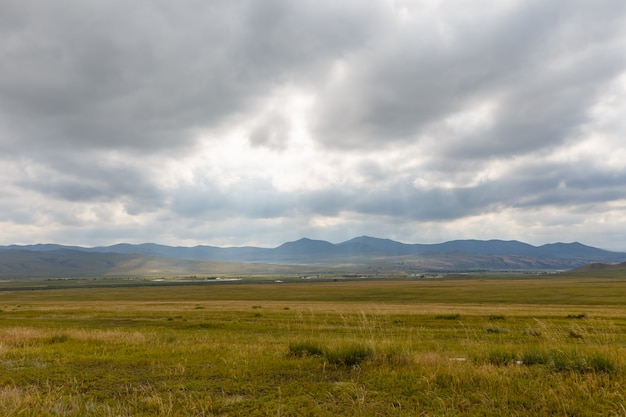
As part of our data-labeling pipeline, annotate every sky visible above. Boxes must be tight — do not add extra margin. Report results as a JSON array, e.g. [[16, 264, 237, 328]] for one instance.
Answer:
[[2, 0, 626, 250]]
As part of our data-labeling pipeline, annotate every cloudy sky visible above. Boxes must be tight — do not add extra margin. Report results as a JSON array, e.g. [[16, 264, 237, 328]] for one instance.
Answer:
[[2, 0, 626, 250]]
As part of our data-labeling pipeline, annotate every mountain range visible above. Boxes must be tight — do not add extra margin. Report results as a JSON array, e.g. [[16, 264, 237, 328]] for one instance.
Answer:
[[1, 236, 626, 277]]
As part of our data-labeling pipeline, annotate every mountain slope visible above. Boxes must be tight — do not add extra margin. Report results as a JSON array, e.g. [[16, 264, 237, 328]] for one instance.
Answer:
[[572, 261, 626, 272]]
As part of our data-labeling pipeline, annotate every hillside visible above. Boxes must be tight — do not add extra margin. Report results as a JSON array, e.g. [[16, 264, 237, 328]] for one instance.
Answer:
[[555, 262, 626, 280]]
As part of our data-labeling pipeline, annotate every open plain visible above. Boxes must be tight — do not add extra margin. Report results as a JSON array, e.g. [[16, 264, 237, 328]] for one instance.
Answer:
[[1, 273, 626, 416]]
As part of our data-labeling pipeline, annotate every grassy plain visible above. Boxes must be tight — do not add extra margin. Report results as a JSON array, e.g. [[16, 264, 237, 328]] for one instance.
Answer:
[[1, 274, 626, 416]]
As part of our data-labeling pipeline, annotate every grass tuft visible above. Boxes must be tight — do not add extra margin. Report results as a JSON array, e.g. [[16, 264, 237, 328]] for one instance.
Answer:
[[569, 330, 584, 339], [324, 342, 373, 366], [288, 340, 374, 366], [486, 349, 516, 366], [485, 325, 509, 334], [491, 348, 623, 374], [435, 313, 460, 320], [44, 334, 69, 344], [518, 348, 547, 366], [287, 340, 324, 358], [523, 327, 542, 337], [587, 353, 617, 373]]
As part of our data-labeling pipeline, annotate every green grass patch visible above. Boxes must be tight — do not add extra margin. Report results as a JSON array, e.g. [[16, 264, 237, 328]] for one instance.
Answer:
[[480, 348, 622, 374]]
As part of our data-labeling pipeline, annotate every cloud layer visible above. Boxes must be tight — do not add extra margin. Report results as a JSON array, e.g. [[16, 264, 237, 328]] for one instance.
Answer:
[[2, 0, 626, 249]]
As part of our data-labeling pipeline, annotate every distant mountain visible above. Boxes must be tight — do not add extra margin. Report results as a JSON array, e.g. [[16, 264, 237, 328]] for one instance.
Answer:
[[2, 237, 625, 275], [338, 236, 417, 255], [274, 238, 336, 255], [535, 242, 617, 260], [426, 239, 538, 256]]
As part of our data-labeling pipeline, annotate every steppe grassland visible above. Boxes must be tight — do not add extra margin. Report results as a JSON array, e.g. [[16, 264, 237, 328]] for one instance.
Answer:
[[1, 277, 626, 416]]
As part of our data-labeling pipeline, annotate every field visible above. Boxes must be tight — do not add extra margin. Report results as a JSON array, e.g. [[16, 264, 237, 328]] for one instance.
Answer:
[[1, 274, 626, 416]]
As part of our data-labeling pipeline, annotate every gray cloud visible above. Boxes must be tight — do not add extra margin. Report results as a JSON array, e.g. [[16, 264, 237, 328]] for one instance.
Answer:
[[170, 178, 299, 219], [1, 0, 626, 249], [159, 157, 626, 225], [312, 0, 626, 157], [0, 0, 382, 156]]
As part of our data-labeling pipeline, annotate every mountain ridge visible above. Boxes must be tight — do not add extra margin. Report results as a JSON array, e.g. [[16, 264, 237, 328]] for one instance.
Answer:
[[2, 237, 624, 267], [2, 237, 623, 257]]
